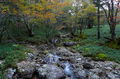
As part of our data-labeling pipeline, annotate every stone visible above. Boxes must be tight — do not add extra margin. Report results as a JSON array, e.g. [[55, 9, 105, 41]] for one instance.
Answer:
[[88, 72, 99, 79], [105, 67, 113, 71], [63, 41, 76, 46], [76, 58, 82, 61], [38, 64, 65, 79], [4, 68, 16, 79], [44, 54, 59, 64], [75, 70, 87, 79], [83, 63, 94, 69], [37, 45, 47, 51], [0, 60, 4, 68], [17, 61, 35, 78], [90, 68, 102, 73], [26, 53, 34, 61], [107, 72, 115, 79]]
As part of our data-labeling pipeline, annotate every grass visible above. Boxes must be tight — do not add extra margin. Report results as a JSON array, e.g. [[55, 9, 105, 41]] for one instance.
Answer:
[[0, 43, 32, 78], [73, 24, 120, 63]]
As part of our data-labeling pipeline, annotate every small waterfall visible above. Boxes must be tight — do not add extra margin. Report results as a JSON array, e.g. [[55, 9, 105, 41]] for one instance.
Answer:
[[64, 62, 77, 79]]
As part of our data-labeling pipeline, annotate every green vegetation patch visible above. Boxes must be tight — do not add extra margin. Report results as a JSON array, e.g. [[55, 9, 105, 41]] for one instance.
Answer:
[[93, 53, 108, 61], [0, 43, 32, 69], [74, 44, 120, 63]]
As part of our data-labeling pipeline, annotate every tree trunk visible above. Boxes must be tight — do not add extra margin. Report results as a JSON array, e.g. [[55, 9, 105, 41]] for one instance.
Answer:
[[97, 0, 100, 39], [110, 25, 116, 41]]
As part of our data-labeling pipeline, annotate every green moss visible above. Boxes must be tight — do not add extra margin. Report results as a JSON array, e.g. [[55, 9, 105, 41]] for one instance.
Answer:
[[44, 50, 48, 53], [64, 39, 72, 42], [75, 38, 79, 41], [85, 48, 89, 51], [93, 53, 107, 61], [74, 37, 82, 42], [73, 46, 76, 49]]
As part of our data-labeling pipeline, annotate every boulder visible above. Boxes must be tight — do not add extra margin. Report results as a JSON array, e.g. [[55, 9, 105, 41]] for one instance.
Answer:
[[5, 68, 16, 79], [26, 53, 34, 61], [17, 61, 35, 78], [37, 64, 65, 79], [83, 63, 94, 69], [62, 41, 76, 46], [75, 70, 87, 79], [88, 72, 99, 79], [44, 54, 59, 64]]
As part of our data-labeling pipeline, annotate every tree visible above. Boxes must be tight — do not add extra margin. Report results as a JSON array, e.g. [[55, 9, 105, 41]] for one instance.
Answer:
[[93, 0, 120, 41]]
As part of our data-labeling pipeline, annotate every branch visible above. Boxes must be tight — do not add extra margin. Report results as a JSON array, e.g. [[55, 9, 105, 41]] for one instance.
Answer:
[[115, 3, 119, 23], [7, 31, 19, 44], [101, 5, 108, 18]]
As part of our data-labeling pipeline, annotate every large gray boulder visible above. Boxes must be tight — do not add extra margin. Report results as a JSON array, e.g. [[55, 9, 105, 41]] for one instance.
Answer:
[[17, 61, 35, 78], [37, 64, 65, 79]]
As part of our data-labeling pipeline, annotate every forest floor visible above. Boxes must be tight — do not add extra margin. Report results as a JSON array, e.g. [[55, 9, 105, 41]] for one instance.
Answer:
[[1, 24, 120, 78]]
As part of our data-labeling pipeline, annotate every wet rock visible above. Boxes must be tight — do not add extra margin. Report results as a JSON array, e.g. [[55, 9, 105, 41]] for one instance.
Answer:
[[75, 70, 87, 79], [5, 68, 16, 79], [38, 64, 65, 79], [83, 63, 94, 69], [17, 61, 35, 78], [44, 54, 59, 64]]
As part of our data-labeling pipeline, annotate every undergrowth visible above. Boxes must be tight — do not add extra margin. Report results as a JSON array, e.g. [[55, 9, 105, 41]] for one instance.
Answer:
[[73, 24, 120, 63], [0, 43, 32, 73]]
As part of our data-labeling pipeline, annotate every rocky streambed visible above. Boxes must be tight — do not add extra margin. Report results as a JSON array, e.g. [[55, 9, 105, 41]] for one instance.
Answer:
[[1, 44, 120, 79]]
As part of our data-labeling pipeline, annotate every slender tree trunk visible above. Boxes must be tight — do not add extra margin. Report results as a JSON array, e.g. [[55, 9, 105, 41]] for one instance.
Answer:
[[97, 0, 100, 39]]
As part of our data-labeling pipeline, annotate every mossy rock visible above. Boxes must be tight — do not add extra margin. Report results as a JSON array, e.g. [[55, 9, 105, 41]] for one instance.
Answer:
[[93, 53, 107, 61]]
